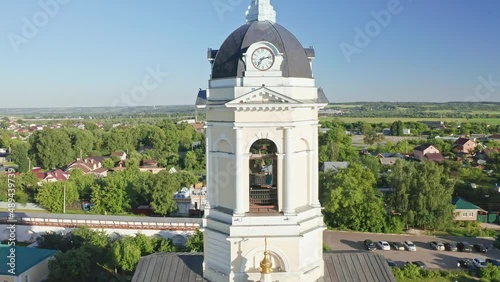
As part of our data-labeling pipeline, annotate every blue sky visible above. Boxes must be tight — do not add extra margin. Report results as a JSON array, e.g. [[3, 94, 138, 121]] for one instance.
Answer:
[[1, 0, 499, 108]]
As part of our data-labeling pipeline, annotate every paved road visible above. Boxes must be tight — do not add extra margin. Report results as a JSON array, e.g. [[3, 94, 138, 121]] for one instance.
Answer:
[[324, 230, 500, 270]]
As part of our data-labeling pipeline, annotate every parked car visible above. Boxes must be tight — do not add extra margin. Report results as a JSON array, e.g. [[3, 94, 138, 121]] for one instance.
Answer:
[[457, 258, 478, 273], [429, 241, 445, 251], [364, 239, 377, 251], [473, 258, 487, 268], [444, 242, 458, 251], [406, 261, 426, 269], [457, 241, 473, 252], [473, 243, 487, 253], [403, 241, 417, 251], [386, 259, 397, 267], [486, 258, 500, 266], [377, 241, 391, 251], [390, 242, 405, 251]]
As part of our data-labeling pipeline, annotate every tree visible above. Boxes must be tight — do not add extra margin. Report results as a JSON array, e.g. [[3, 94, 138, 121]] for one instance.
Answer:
[[71, 227, 109, 250], [148, 171, 180, 216], [133, 233, 154, 255], [67, 129, 96, 158], [68, 169, 97, 199], [171, 170, 198, 187], [185, 229, 204, 252], [363, 128, 385, 146], [320, 163, 387, 232], [31, 129, 74, 169], [35, 182, 79, 213], [90, 176, 130, 214], [9, 141, 30, 172], [387, 161, 454, 230], [152, 237, 176, 252], [0, 129, 11, 148], [390, 120, 405, 136], [102, 158, 115, 169], [111, 236, 141, 272], [183, 151, 198, 170], [319, 123, 358, 162], [48, 248, 92, 282], [104, 128, 137, 154], [176, 122, 196, 150], [159, 120, 180, 155], [36, 232, 73, 252]]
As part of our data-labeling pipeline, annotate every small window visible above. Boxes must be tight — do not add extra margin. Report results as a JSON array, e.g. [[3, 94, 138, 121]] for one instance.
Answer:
[[462, 212, 467, 217], [469, 212, 474, 217]]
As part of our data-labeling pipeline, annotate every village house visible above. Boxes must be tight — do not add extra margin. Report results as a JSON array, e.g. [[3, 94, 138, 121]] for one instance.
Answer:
[[452, 197, 487, 222], [139, 159, 165, 174], [33, 167, 70, 183], [453, 137, 477, 154], [413, 144, 442, 161], [111, 151, 127, 161], [0, 246, 57, 282], [66, 156, 109, 177], [172, 187, 207, 217]]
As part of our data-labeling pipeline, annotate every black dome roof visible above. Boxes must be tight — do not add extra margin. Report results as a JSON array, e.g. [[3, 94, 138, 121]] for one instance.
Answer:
[[211, 21, 313, 80]]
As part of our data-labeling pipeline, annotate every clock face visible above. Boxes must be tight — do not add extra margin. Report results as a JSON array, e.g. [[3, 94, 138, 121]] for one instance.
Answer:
[[251, 47, 275, 71]]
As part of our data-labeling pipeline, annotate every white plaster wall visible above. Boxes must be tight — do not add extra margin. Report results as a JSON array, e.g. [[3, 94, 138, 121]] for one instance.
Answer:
[[0, 225, 193, 242]]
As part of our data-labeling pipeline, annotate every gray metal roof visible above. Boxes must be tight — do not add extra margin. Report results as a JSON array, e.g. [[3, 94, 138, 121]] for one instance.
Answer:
[[322, 252, 397, 282], [317, 87, 330, 104], [132, 253, 207, 282], [195, 89, 207, 107], [211, 21, 313, 79], [321, 162, 349, 172], [132, 252, 396, 282]]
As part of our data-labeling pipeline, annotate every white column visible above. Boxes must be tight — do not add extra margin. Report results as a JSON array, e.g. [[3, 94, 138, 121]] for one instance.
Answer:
[[276, 153, 285, 212], [205, 125, 212, 210], [284, 127, 295, 215], [234, 127, 245, 216], [311, 124, 321, 207]]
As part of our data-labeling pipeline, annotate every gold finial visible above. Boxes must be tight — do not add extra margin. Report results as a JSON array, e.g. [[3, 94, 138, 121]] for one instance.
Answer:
[[260, 237, 273, 274]]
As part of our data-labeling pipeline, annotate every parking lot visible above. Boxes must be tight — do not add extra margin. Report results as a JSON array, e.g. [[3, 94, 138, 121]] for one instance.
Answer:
[[324, 230, 500, 270]]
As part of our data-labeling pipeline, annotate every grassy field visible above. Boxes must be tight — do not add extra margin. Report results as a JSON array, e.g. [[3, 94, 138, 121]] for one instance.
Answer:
[[320, 116, 500, 125]]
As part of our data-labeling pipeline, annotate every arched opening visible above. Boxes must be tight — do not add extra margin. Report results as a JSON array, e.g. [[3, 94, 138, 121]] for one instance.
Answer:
[[249, 139, 278, 213]]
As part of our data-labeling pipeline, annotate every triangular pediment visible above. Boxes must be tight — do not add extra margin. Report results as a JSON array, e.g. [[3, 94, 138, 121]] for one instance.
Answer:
[[226, 87, 301, 106]]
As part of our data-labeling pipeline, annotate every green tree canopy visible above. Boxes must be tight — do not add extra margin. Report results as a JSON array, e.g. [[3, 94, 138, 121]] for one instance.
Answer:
[[111, 236, 141, 272], [387, 160, 455, 230], [30, 129, 74, 169], [390, 120, 405, 136], [320, 163, 387, 233], [9, 141, 30, 172], [48, 248, 92, 282], [185, 229, 204, 252], [148, 171, 180, 216], [35, 181, 79, 213]]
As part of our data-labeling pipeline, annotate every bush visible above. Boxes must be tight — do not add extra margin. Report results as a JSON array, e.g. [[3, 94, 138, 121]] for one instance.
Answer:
[[401, 263, 421, 279], [478, 263, 500, 280], [323, 243, 332, 252], [447, 221, 498, 237], [421, 269, 440, 278]]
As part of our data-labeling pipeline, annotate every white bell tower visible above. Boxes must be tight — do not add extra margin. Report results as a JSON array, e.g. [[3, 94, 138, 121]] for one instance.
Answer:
[[198, 1, 328, 281]]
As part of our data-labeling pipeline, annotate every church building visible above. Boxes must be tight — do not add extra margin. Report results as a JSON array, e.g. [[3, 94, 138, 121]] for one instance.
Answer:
[[132, 1, 397, 281], [198, 0, 326, 281]]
